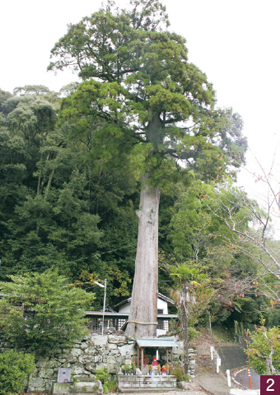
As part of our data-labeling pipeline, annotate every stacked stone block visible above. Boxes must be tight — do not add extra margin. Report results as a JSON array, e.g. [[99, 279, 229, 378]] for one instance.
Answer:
[[0, 335, 196, 392], [118, 374, 177, 392]]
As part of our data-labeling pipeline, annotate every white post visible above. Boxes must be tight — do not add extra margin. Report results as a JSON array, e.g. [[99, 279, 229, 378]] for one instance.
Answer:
[[216, 357, 221, 373], [210, 346, 214, 360], [102, 279, 107, 336], [226, 369, 231, 387]]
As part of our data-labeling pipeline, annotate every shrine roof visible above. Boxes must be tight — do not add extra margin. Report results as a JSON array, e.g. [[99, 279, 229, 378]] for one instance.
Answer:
[[135, 338, 178, 348]]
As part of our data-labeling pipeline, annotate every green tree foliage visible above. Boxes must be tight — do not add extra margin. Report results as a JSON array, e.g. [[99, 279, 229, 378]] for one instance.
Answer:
[[0, 1, 252, 331], [247, 325, 280, 375], [168, 180, 264, 326], [199, 183, 280, 323], [50, 2, 246, 185], [48, 0, 247, 336], [0, 84, 138, 308], [170, 264, 206, 373], [0, 269, 94, 354], [0, 349, 35, 395]]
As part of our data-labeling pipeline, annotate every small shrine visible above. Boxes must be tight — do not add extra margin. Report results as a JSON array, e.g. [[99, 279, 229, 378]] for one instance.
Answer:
[[118, 337, 178, 392], [135, 337, 178, 372]]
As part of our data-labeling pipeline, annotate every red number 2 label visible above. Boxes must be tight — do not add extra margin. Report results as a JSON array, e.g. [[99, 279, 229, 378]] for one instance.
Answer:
[[261, 376, 280, 394]]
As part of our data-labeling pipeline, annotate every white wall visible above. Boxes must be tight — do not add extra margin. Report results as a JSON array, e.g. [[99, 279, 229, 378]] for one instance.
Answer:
[[118, 298, 168, 314], [118, 303, 131, 314], [157, 298, 168, 314]]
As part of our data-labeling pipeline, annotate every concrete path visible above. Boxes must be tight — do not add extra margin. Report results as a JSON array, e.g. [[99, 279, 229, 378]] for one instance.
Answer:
[[217, 345, 247, 373], [196, 357, 236, 395], [233, 368, 260, 390]]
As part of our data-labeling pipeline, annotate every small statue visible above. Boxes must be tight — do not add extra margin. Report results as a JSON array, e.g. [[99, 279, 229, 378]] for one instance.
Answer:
[[157, 364, 161, 375]]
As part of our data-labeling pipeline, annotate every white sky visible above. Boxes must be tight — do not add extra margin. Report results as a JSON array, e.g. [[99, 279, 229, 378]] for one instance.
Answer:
[[1, 0, 280, 231]]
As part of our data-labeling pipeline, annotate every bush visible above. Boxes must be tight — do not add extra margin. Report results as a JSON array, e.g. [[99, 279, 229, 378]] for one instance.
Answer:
[[107, 381, 117, 392], [0, 349, 35, 395], [95, 367, 109, 384], [96, 367, 112, 393], [188, 327, 199, 342], [95, 368, 116, 393], [0, 269, 95, 355], [170, 363, 190, 382]]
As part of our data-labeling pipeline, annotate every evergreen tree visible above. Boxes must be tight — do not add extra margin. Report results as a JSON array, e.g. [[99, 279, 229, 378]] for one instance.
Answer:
[[49, 0, 247, 336]]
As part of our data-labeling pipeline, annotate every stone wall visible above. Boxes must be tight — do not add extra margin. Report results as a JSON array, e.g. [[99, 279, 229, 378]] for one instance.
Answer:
[[0, 335, 195, 392], [0, 334, 136, 392], [118, 373, 177, 392]]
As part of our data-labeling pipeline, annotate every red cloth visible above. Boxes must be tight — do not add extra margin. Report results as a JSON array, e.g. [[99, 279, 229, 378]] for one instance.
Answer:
[[152, 357, 158, 366]]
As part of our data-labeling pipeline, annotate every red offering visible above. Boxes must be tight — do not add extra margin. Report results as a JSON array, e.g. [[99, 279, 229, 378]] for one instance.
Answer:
[[261, 375, 280, 394], [152, 357, 158, 366], [162, 367, 167, 373]]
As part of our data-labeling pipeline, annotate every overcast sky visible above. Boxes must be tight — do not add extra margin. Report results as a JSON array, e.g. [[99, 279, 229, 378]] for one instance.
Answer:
[[1, 0, 280, 230]]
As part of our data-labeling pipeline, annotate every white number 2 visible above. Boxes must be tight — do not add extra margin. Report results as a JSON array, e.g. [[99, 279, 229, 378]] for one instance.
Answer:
[[267, 378, 275, 392]]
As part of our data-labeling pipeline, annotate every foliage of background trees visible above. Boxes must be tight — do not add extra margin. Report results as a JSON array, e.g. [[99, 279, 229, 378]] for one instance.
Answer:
[[247, 325, 280, 375], [1, 82, 278, 331], [0, 0, 279, 337]]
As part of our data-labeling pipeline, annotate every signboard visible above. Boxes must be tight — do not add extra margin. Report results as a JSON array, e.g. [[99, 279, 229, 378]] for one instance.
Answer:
[[57, 368, 71, 383], [261, 375, 280, 394]]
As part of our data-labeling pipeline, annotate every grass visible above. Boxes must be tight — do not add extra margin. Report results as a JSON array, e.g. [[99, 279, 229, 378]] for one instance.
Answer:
[[212, 325, 236, 343]]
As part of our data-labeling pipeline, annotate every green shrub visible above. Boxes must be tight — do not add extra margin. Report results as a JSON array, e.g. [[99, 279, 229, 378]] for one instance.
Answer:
[[0, 349, 35, 395], [95, 367, 113, 393], [188, 327, 199, 342], [95, 367, 109, 384], [122, 363, 131, 373], [0, 269, 95, 355], [170, 363, 190, 382], [107, 381, 117, 391]]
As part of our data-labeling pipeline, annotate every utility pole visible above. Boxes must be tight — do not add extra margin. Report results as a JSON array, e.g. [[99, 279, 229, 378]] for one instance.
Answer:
[[94, 280, 107, 336], [102, 279, 107, 336]]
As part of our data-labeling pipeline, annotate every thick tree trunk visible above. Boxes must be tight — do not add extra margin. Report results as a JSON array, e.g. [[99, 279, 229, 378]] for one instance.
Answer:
[[181, 282, 189, 374], [125, 177, 160, 337]]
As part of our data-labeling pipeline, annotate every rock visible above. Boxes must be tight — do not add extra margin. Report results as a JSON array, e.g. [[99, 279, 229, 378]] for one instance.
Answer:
[[109, 335, 126, 344], [47, 360, 60, 369], [90, 334, 108, 346], [118, 344, 136, 356], [110, 350, 120, 355], [71, 348, 82, 357], [72, 363, 85, 375], [83, 347, 96, 355], [177, 381, 189, 390], [75, 378, 103, 394], [85, 363, 96, 373], [57, 358, 66, 364], [95, 355, 103, 363], [106, 356, 118, 365], [108, 343, 117, 349], [38, 368, 55, 378], [30, 377, 45, 390], [80, 342, 88, 350]]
